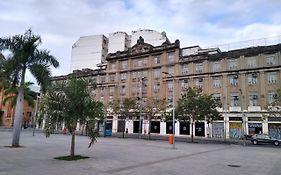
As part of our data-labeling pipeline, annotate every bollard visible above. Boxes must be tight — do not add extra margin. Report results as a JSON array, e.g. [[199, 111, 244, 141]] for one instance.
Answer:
[[169, 134, 173, 144]]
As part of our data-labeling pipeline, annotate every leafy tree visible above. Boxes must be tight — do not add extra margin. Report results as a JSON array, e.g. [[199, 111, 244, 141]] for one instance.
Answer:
[[112, 97, 137, 138], [264, 89, 281, 118], [142, 97, 166, 139], [0, 29, 59, 147], [176, 87, 221, 142], [41, 77, 104, 156]]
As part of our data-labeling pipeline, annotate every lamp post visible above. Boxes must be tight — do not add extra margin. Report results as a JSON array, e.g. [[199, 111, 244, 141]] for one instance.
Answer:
[[138, 77, 145, 139], [33, 93, 40, 136], [239, 89, 246, 147], [162, 71, 175, 149]]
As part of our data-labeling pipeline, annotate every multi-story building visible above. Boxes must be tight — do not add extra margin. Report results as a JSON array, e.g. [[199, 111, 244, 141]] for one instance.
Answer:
[[0, 89, 37, 128], [70, 35, 108, 71], [54, 36, 281, 139], [70, 29, 169, 71]]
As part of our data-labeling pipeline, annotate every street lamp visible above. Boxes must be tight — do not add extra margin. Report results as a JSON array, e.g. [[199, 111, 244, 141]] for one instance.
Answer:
[[33, 92, 40, 136], [239, 89, 246, 147], [162, 71, 175, 149], [138, 77, 145, 139]]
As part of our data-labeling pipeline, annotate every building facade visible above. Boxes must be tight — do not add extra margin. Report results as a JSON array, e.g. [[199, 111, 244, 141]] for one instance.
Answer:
[[0, 89, 37, 128], [56, 37, 281, 139]]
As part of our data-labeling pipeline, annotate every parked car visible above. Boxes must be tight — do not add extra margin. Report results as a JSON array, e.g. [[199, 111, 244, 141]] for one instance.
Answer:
[[251, 134, 281, 146]]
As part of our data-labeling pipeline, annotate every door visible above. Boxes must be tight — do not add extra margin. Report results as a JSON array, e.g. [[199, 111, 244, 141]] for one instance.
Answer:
[[105, 120, 112, 136], [268, 123, 281, 139], [180, 121, 190, 135], [229, 122, 242, 139], [212, 122, 224, 138], [248, 123, 262, 136], [195, 122, 205, 137], [133, 121, 142, 133], [166, 121, 173, 134], [151, 121, 160, 133], [117, 120, 125, 132]]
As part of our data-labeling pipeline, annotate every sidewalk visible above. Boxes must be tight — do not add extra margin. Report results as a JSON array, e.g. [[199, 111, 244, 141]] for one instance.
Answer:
[[0, 127, 251, 146], [110, 132, 251, 146]]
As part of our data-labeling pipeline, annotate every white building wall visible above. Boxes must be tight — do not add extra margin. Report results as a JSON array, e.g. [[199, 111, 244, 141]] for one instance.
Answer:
[[70, 35, 108, 71], [108, 32, 129, 54], [131, 29, 167, 47]]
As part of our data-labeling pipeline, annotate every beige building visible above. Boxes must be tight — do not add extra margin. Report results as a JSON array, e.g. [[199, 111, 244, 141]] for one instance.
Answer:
[[54, 37, 281, 139]]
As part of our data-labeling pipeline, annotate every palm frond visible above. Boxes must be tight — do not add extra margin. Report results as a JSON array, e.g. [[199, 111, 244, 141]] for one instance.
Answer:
[[32, 50, 59, 68], [3, 95, 16, 106], [29, 63, 51, 92]]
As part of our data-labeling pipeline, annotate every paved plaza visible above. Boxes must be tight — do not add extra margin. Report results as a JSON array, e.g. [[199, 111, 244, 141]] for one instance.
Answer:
[[0, 131, 280, 175]]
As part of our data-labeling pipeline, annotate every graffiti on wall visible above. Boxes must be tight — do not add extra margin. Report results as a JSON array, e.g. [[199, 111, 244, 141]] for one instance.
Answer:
[[268, 123, 281, 139], [229, 122, 242, 139], [212, 122, 224, 138]]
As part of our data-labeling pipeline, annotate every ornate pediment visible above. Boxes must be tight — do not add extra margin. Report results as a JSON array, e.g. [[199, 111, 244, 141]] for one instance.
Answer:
[[130, 36, 153, 54]]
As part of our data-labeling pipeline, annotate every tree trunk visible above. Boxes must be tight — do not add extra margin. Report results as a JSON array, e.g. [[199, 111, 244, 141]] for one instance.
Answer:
[[191, 121, 194, 143], [70, 130, 75, 157], [122, 118, 125, 138], [148, 117, 151, 140], [12, 87, 24, 147]]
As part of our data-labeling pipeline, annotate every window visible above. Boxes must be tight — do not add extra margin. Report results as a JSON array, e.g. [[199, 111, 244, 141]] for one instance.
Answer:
[[181, 64, 188, 75], [133, 59, 142, 68], [195, 63, 203, 73], [268, 92, 277, 105], [230, 93, 239, 107], [167, 81, 173, 92], [228, 59, 238, 70], [246, 57, 256, 68], [110, 62, 116, 70], [195, 78, 203, 88], [212, 62, 221, 72], [248, 73, 258, 85], [153, 69, 160, 79], [167, 52, 175, 63], [266, 54, 276, 65], [249, 92, 258, 106], [121, 60, 128, 69], [120, 73, 127, 81], [268, 72, 277, 84], [181, 79, 188, 90], [100, 76, 106, 84], [142, 70, 148, 78], [212, 77, 221, 88], [100, 87, 105, 97], [109, 87, 115, 96], [167, 66, 174, 75], [132, 84, 138, 95], [109, 74, 115, 83], [229, 75, 238, 86], [167, 96, 173, 108], [143, 58, 148, 66], [132, 72, 137, 80], [212, 93, 221, 102], [153, 83, 160, 93], [120, 85, 126, 96], [154, 55, 160, 64]]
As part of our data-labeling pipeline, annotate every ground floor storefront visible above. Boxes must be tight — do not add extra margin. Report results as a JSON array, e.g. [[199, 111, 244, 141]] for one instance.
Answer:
[[100, 113, 281, 139]]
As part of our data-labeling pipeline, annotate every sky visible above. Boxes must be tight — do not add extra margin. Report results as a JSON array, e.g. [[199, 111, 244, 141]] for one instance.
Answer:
[[1, 0, 281, 83]]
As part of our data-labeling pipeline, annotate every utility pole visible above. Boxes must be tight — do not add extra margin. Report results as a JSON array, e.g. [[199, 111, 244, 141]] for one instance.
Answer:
[[138, 77, 144, 139], [162, 72, 175, 149]]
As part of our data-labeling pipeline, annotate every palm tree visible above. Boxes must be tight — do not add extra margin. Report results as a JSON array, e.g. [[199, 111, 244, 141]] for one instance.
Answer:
[[3, 82, 37, 108], [0, 29, 59, 147]]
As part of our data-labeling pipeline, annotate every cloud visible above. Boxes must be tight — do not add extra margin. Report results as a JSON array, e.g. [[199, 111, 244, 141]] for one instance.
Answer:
[[0, 0, 281, 82]]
